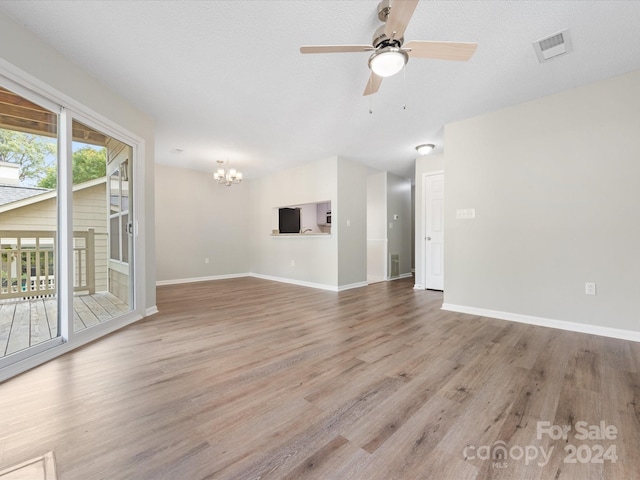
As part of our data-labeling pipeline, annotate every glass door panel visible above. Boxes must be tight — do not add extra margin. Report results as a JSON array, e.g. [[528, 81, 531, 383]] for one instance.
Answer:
[[0, 85, 59, 359], [71, 120, 133, 333]]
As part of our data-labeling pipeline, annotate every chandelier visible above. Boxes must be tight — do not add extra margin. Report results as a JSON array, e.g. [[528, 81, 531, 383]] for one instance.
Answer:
[[213, 160, 243, 186]]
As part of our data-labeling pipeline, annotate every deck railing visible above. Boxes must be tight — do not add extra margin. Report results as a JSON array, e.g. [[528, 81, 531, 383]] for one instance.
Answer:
[[0, 229, 95, 300]]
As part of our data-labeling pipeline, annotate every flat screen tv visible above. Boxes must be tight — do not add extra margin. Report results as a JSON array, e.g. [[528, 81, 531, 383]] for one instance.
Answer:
[[279, 207, 300, 234]]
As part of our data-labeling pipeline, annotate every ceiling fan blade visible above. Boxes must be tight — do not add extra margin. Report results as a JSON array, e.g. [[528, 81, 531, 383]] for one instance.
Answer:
[[300, 45, 373, 54], [404, 41, 478, 61], [363, 73, 383, 96], [384, 0, 419, 40]]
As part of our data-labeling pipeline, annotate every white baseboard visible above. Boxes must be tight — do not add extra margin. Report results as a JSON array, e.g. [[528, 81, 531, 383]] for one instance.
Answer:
[[145, 306, 159, 316], [371, 273, 413, 284], [156, 272, 367, 292], [413, 284, 424, 290], [337, 281, 368, 291], [389, 273, 413, 281], [156, 273, 250, 286], [442, 303, 640, 343], [250, 273, 339, 291]]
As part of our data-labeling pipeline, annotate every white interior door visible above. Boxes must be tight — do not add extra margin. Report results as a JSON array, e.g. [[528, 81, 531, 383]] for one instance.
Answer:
[[424, 173, 444, 290]]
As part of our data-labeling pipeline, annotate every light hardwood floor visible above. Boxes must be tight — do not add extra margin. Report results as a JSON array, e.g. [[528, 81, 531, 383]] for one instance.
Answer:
[[0, 277, 638, 479]]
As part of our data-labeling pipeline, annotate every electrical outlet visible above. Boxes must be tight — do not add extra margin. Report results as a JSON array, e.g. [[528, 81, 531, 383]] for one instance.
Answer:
[[205, 258, 209, 264], [346, 219, 351, 227], [291, 259, 295, 267], [585, 282, 596, 295]]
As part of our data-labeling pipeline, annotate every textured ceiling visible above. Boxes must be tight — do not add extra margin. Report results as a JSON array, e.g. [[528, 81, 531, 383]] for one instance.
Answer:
[[1, 0, 640, 181]]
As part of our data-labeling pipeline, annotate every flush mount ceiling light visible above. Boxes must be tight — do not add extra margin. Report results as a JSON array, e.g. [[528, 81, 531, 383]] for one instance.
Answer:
[[415, 144, 435, 155], [368, 46, 408, 77], [213, 160, 243, 186]]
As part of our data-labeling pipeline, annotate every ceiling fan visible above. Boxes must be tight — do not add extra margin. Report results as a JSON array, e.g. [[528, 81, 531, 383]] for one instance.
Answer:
[[300, 0, 477, 96]]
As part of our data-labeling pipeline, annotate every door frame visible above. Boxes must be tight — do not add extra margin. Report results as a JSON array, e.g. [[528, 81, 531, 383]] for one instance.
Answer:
[[421, 170, 444, 290]]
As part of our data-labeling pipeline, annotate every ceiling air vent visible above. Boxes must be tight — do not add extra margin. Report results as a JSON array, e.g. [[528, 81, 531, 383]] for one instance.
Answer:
[[533, 29, 572, 63]]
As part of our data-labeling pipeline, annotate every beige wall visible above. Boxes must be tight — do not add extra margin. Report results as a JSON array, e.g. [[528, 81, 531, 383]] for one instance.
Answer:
[[337, 158, 368, 288], [157, 156, 370, 290], [155, 163, 251, 282], [249, 156, 339, 288], [443, 69, 640, 333]]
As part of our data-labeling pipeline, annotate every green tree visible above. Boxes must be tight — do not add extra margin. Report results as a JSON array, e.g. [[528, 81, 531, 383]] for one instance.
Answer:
[[0, 128, 56, 184], [38, 146, 107, 188]]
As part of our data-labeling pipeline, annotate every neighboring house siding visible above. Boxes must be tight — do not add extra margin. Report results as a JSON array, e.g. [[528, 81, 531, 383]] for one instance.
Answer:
[[0, 183, 108, 293], [74, 184, 108, 293], [109, 269, 128, 304]]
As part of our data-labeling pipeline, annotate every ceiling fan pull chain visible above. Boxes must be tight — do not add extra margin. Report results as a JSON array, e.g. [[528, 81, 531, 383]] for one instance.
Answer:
[[402, 64, 407, 110], [369, 95, 374, 114]]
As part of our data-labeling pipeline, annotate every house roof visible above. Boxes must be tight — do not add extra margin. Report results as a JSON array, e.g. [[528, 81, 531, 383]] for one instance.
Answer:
[[0, 183, 50, 207], [0, 177, 106, 213], [1, 1, 640, 181]]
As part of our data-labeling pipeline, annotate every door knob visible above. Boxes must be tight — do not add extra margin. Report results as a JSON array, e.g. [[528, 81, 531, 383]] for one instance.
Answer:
[[426, 237, 431, 241]]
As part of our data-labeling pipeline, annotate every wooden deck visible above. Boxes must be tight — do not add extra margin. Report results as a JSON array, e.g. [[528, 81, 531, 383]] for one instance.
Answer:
[[0, 293, 129, 358]]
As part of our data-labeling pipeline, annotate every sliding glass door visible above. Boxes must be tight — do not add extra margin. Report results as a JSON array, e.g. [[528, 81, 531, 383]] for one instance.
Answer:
[[0, 84, 61, 360], [0, 79, 135, 366], [71, 120, 133, 334]]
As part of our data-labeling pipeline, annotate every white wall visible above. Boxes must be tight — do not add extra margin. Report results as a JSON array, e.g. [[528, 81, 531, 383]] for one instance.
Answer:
[[414, 154, 444, 289], [0, 10, 156, 310], [250, 156, 339, 288], [155, 164, 251, 282], [444, 69, 640, 335]]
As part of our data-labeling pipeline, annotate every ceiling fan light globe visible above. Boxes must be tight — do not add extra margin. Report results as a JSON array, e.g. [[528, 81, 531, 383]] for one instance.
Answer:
[[369, 47, 408, 77]]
